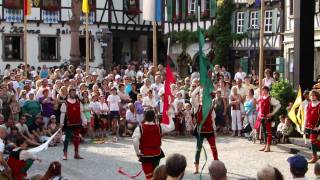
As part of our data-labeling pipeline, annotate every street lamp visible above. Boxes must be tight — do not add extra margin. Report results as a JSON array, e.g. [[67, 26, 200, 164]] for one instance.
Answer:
[[248, 26, 260, 72]]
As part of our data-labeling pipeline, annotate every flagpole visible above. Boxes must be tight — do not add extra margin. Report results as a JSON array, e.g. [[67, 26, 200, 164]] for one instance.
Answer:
[[258, 0, 265, 91], [23, 12, 28, 76], [153, 21, 157, 68], [85, 12, 89, 74]]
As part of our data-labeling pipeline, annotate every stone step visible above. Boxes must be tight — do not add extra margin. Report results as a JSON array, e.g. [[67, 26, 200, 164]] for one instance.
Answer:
[[288, 137, 311, 148]]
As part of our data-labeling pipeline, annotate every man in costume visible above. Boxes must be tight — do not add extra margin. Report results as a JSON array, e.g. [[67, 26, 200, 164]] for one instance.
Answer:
[[8, 138, 41, 180], [303, 90, 320, 163], [256, 86, 281, 152], [61, 87, 87, 160], [191, 87, 218, 174], [132, 109, 174, 180]]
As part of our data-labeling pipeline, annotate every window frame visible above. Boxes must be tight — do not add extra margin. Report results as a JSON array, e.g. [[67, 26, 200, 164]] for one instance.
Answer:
[[38, 35, 61, 62], [236, 12, 245, 34], [250, 11, 259, 29], [189, 0, 196, 14], [79, 35, 95, 62], [2, 34, 23, 62], [264, 10, 273, 33]]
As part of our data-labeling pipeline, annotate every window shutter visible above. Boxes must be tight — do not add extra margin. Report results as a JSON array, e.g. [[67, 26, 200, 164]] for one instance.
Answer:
[[210, 0, 217, 18], [272, 8, 278, 33], [231, 12, 235, 33], [167, 0, 173, 22], [182, 0, 186, 19], [243, 11, 249, 33]]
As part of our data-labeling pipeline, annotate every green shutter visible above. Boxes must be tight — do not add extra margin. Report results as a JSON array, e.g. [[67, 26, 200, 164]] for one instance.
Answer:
[[276, 57, 285, 73], [182, 0, 186, 19], [240, 57, 249, 74], [167, 0, 173, 22], [231, 12, 236, 33], [243, 11, 249, 33], [272, 8, 278, 33], [210, 0, 217, 18]]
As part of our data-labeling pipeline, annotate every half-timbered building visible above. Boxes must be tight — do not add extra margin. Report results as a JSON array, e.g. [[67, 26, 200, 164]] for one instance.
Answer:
[[164, 0, 216, 77], [0, 0, 155, 72], [231, 0, 284, 74]]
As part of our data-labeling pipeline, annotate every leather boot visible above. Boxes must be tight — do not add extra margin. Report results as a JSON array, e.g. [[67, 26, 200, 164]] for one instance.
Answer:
[[264, 144, 271, 152], [193, 164, 199, 174], [63, 151, 68, 160], [259, 145, 266, 151], [309, 154, 318, 164]]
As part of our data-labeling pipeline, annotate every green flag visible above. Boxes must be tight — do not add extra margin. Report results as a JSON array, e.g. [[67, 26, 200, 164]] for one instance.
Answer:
[[198, 28, 214, 128]]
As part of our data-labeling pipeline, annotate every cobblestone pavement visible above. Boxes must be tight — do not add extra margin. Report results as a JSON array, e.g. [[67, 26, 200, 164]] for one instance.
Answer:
[[28, 136, 316, 180]]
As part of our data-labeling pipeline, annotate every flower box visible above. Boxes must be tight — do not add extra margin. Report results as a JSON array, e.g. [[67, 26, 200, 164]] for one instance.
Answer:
[[127, 7, 142, 15], [201, 11, 210, 19], [3, 0, 23, 9]]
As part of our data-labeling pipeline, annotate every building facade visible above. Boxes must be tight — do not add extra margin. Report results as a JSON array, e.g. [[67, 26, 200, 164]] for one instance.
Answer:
[[231, 0, 284, 74], [283, 0, 320, 84], [164, 0, 216, 77], [0, 0, 154, 72]]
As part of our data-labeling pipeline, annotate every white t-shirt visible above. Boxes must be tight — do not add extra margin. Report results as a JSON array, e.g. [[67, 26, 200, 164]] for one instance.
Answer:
[[142, 96, 157, 109], [234, 72, 247, 81], [107, 94, 121, 111], [90, 101, 100, 114], [140, 85, 151, 97], [126, 110, 136, 123], [0, 139, 4, 171], [99, 102, 109, 115]]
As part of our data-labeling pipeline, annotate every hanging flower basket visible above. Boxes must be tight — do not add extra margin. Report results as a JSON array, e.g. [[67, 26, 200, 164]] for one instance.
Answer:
[[186, 13, 196, 22], [42, 0, 60, 12], [3, 0, 23, 9]]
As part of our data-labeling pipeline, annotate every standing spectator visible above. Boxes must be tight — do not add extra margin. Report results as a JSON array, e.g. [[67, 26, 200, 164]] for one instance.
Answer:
[[123, 76, 132, 95], [243, 89, 257, 135], [184, 103, 193, 135], [39, 65, 49, 79], [143, 90, 157, 110], [39, 89, 55, 127], [221, 66, 231, 80], [234, 67, 246, 81], [134, 94, 144, 124], [19, 90, 28, 108], [229, 87, 243, 137], [151, 75, 164, 102], [287, 155, 308, 179], [140, 79, 152, 97], [55, 86, 68, 124], [107, 87, 121, 139], [0, 126, 9, 180], [165, 153, 187, 180], [129, 82, 138, 103], [213, 89, 227, 133], [3, 64, 11, 78], [9, 95, 20, 121], [99, 95, 110, 137], [262, 69, 274, 89], [273, 71, 280, 82], [208, 160, 227, 180], [233, 79, 247, 100]]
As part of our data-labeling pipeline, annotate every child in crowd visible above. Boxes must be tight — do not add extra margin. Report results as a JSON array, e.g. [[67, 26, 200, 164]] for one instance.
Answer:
[[107, 87, 121, 142], [90, 94, 102, 138], [135, 94, 144, 124], [16, 115, 40, 146], [184, 103, 193, 135], [10, 95, 20, 121], [82, 93, 93, 138], [99, 95, 110, 137], [47, 115, 62, 144], [175, 102, 185, 136]]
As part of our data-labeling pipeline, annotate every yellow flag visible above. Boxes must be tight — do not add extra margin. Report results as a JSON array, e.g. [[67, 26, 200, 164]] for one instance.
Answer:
[[82, 0, 90, 14], [288, 87, 302, 132]]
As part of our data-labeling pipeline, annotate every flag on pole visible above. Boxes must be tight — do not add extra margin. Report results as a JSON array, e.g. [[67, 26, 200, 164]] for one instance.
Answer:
[[82, 0, 90, 14], [24, 0, 31, 16], [198, 28, 214, 127], [162, 58, 176, 125], [143, 0, 162, 22], [288, 87, 304, 133]]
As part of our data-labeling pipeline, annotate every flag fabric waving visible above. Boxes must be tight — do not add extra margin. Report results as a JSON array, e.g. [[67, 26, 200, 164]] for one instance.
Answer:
[[288, 87, 304, 133], [82, 0, 90, 14], [143, 0, 162, 22], [24, 0, 31, 16], [162, 58, 176, 125], [198, 28, 214, 128]]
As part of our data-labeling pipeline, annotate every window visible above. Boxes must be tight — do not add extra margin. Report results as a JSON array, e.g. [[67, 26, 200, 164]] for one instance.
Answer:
[[39, 36, 60, 62], [265, 10, 273, 33], [190, 0, 196, 14], [250, 11, 259, 29], [176, 0, 179, 16], [3, 35, 23, 61], [236, 12, 245, 33], [203, 0, 210, 12], [79, 36, 94, 62]]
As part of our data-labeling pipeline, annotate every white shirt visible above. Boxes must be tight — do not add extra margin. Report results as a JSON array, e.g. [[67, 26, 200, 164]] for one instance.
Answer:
[[132, 116, 175, 155], [140, 85, 151, 97], [16, 123, 30, 134], [234, 71, 247, 81], [126, 110, 136, 123], [99, 102, 109, 115], [142, 96, 157, 109], [107, 94, 121, 111], [90, 101, 100, 114], [0, 139, 4, 171]]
